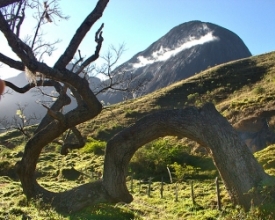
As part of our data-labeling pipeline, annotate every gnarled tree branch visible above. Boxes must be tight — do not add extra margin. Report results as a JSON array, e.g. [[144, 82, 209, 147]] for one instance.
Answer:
[[102, 103, 270, 210], [75, 23, 104, 75], [61, 127, 86, 155], [13, 103, 271, 213], [0, 52, 24, 70], [4, 79, 59, 93], [54, 1, 109, 70]]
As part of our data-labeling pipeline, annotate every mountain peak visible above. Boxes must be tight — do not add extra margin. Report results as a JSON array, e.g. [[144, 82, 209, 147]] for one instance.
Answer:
[[98, 20, 251, 103], [132, 21, 221, 69]]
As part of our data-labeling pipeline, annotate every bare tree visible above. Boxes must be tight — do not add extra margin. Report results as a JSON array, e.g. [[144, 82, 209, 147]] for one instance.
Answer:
[[0, 0, 107, 212], [91, 43, 148, 100], [0, 103, 39, 137], [0, 0, 273, 214]]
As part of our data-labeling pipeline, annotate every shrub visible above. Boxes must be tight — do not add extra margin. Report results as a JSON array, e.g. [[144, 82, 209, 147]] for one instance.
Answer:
[[187, 92, 199, 101], [170, 162, 198, 182], [253, 86, 265, 95], [129, 138, 218, 181], [80, 137, 106, 155], [129, 138, 191, 180]]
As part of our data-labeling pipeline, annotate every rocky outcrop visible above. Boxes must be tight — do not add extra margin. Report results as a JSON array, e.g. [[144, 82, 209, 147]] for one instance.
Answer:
[[233, 116, 275, 152]]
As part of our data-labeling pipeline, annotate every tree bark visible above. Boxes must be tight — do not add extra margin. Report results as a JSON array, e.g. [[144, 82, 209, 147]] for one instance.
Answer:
[[102, 103, 270, 211], [12, 103, 270, 213]]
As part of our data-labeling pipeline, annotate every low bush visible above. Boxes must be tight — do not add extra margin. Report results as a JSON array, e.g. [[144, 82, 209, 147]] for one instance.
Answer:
[[129, 138, 217, 181], [80, 137, 106, 155]]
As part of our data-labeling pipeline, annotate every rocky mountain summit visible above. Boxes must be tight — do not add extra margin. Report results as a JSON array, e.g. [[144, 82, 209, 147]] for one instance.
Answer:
[[97, 20, 252, 103]]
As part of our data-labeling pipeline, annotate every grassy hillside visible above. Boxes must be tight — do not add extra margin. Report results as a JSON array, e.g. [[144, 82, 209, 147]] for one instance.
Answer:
[[1, 51, 275, 219], [80, 51, 275, 141]]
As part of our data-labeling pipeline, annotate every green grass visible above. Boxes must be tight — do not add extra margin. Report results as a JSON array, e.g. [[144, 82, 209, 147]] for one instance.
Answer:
[[0, 143, 274, 219], [122, 179, 231, 220], [79, 137, 106, 155], [74, 51, 275, 144], [1, 51, 275, 219], [254, 145, 275, 176]]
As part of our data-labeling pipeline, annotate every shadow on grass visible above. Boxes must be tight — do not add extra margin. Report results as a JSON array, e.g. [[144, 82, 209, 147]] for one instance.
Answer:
[[67, 203, 135, 220]]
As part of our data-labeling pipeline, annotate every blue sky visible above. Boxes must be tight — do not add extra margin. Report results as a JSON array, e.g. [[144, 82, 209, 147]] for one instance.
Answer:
[[1, 0, 275, 79]]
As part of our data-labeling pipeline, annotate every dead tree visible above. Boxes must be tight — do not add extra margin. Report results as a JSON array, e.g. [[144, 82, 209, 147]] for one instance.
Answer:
[[0, 0, 108, 210]]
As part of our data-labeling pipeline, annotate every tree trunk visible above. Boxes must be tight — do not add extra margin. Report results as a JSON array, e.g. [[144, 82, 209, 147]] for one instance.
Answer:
[[103, 103, 270, 211], [15, 103, 270, 212], [14, 100, 104, 211]]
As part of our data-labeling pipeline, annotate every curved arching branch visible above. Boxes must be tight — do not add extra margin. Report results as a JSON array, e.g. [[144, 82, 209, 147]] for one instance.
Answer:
[[0, 52, 24, 70], [54, 1, 109, 70], [102, 103, 270, 210], [14, 103, 270, 213]]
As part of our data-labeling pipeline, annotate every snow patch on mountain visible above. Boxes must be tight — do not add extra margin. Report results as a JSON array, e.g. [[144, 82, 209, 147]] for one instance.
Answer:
[[133, 32, 219, 68]]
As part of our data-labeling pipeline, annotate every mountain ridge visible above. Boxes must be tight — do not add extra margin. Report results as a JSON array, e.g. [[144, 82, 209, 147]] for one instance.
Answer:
[[97, 20, 251, 103], [1, 20, 251, 125]]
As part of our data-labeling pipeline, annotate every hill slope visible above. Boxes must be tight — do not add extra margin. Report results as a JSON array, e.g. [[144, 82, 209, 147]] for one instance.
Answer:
[[1, 51, 275, 220], [81, 51, 275, 143], [1, 51, 275, 150]]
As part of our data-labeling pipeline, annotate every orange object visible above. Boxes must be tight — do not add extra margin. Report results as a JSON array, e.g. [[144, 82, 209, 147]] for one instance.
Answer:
[[0, 79, 5, 95]]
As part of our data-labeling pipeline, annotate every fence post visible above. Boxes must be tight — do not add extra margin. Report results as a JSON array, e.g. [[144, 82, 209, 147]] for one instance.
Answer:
[[160, 176, 164, 199], [167, 166, 173, 183], [215, 177, 221, 210], [147, 177, 153, 197], [191, 180, 195, 205], [130, 174, 133, 192], [175, 183, 179, 202]]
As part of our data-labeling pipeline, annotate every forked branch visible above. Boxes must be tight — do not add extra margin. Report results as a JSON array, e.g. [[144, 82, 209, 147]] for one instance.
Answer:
[[54, 0, 109, 70], [75, 23, 104, 75], [4, 79, 60, 93]]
